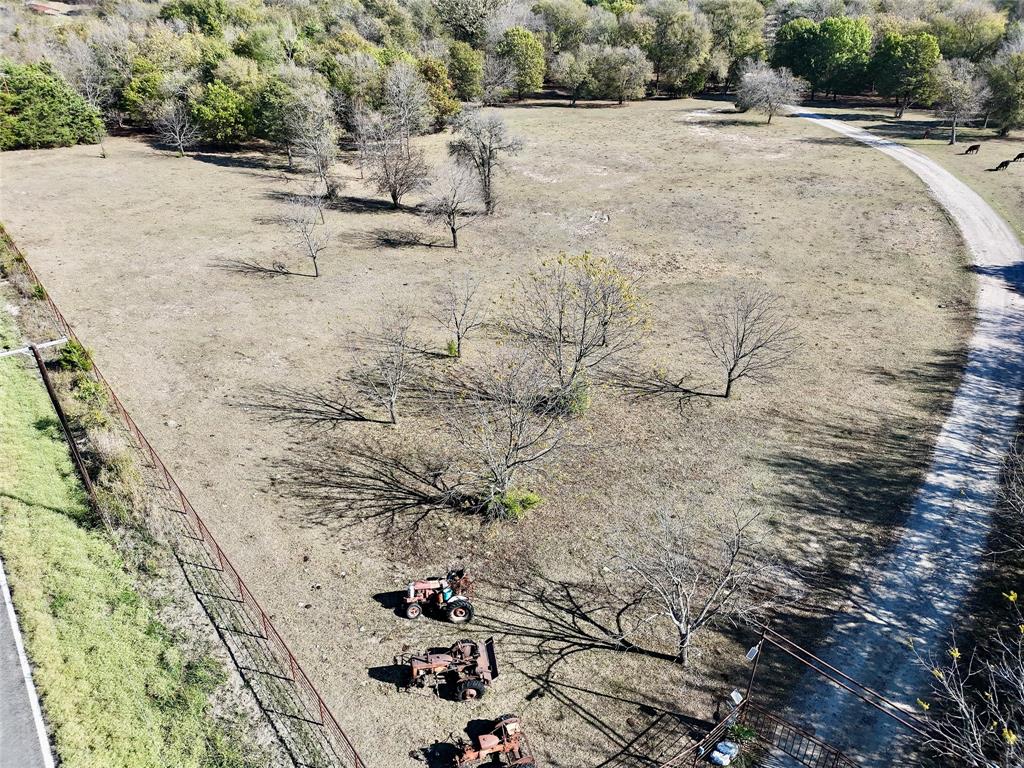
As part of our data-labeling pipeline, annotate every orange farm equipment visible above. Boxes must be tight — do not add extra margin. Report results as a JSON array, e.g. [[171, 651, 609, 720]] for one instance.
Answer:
[[403, 568, 474, 623], [398, 637, 498, 700], [455, 714, 535, 768]]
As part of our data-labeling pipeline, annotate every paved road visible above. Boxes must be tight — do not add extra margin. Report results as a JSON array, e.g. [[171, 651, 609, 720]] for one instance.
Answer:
[[777, 115, 1024, 765], [0, 557, 53, 768]]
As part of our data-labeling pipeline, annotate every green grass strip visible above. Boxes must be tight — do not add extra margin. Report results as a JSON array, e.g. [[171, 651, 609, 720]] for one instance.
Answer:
[[0, 309, 256, 768]]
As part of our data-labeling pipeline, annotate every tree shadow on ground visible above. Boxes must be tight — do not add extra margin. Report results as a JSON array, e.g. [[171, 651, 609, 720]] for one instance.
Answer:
[[600, 367, 724, 408], [790, 109, 1024, 145], [345, 228, 449, 250], [274, 435, 474, 535], [474, 571, 726, 766], [680, 116, 763, 128], [262, 189, 397, 214], [745, 347, 978, 712], [209, 257, 308, 278], [232, 382, 387, 428], [328, 195, 398, 214], [531, 678, 712, 768], [189, 152, 294, 181], [762, 361, 964, 574], [515, 99, 628, 110], [476, 571, 679, 674]]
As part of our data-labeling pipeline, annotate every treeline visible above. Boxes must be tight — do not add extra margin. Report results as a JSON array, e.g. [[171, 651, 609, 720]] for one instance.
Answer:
[[0, 0, 1022, 150], [772, 12, 1023, 132]]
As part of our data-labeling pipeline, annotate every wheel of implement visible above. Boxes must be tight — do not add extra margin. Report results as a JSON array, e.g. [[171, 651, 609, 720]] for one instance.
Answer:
[[457, 679, 487, 701], [404, 602, 423, 620], [446, 599, 475, 624]]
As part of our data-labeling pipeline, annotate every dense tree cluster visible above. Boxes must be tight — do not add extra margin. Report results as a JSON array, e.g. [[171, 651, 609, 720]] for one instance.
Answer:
[[0, 0, 1021, 151], [0, 60, 103, 150]]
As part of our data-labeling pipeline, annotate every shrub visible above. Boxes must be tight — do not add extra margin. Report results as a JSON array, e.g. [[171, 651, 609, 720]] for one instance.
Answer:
[[189, 80, 253, 145], [0, 60, 103, 151], [31, 283, 46, 300], [95, 449, 145, 527], [487, 488, 542, 521], [448, 41, 484, 101], [418, 56, 461, 128], [726, 722, 758, 743], [558, 379, 591, 416], [121, 57, 165, 123], [0, 239, 25, 276], [497, 28, 545, 99], [446, 339, 459, 357], [159, 0, 228, 35], [71, 376, 105, 404], [58, 341, 93, 373]]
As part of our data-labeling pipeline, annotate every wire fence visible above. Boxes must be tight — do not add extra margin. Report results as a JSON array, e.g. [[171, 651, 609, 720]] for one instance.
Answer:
[[741, 703, 858, 768], [2, 224, 871, 768], [1, 224, 365, 768]]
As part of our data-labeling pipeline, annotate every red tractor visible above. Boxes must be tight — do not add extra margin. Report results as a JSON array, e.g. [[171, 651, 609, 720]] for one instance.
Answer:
[[403, 568, 474, 623], [455, 714, 535, 768], [398, 638, 498, 700]]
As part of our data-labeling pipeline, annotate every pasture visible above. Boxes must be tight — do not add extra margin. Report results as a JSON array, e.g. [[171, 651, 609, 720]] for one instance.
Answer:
[[0, 96, 974, 766]]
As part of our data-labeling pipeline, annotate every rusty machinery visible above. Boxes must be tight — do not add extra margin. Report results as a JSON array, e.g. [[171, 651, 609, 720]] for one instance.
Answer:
[[403, 568, 474, 623], [398, 637, 498, 701], [455, 714, 535, 768]]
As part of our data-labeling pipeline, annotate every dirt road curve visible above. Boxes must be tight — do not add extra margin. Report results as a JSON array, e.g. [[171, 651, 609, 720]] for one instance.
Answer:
[[778, 115, 1024, 765]]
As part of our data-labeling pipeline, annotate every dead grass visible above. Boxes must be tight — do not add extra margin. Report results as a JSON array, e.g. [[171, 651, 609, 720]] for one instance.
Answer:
[[0, 96, 975, 766], [808, 102, 1024, 241]]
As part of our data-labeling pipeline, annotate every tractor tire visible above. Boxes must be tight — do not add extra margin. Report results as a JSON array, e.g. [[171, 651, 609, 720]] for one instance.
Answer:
[[404, 603, 423, 620], [446, 599, 474, 624], [456, 679, 487, 701]]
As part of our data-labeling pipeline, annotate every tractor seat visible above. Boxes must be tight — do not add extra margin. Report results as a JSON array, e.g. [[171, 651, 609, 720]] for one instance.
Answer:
[[478, 735, 501, 750]]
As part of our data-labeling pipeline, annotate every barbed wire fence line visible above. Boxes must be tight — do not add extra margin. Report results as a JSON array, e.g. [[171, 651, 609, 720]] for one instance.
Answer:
[[0, 224, 365, 768]]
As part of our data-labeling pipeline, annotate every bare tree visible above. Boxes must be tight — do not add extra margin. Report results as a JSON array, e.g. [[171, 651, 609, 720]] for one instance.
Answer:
[[431, 273, 486, 357], [696, 290, 797, 399], [447, 109, 523, 214], [284, 195, 330, 277], [337, 51, 382, 109], [934, 58, 986, 145], [383, 60, 431, 154], [56, 36, 111, 113], [506, 253, 648, 405], [446, 349, 568, 519], [353, 309, 418, 423], [916, 605, 1024, 767], [367, 120, 430, 208], [614, 507, 799, 666], [289, 90, 342, 198], [350, 103, 379, 179], [736, 61, 806, 125], [155, 100, 199, 157], [995, 438, 1024, 554], [482, 53, 516, 105], [421, 164, 483, 248]]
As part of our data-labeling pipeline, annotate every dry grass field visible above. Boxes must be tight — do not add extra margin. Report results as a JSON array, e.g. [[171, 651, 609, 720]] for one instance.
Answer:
[[810, 103, 1024, 240], [0, 96, 975, 766]]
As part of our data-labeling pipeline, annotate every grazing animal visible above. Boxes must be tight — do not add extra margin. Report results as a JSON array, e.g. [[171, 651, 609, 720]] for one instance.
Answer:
[[1014, 152, 1024, 162], [965, 144, 981, 155], [923, 128, 931, 139], [995, 160, 1011, 171]]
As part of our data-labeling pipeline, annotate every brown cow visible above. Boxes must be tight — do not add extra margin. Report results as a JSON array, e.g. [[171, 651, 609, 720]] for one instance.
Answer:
[[965, 144, 981, 155]]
